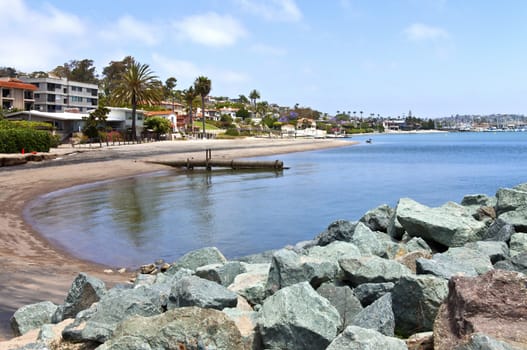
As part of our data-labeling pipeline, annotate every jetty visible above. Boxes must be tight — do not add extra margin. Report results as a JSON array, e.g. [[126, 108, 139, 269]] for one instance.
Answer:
[[148, 149, 286, 171]]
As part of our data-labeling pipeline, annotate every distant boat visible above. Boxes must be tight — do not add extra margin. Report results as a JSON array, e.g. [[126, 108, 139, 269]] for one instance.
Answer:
[[365, 138, 372, 144]]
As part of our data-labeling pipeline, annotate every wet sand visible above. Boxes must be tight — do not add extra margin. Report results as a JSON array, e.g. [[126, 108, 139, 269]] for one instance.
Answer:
[[0, 138, 354, 340]]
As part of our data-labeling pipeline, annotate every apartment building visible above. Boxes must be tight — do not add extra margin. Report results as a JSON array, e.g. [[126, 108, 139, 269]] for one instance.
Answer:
[[21, 77, 98, 113], [0, 77, 37, 111]]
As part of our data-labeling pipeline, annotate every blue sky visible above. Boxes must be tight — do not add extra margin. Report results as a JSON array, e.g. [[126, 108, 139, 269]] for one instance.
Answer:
[[1, 0, 526, 118]]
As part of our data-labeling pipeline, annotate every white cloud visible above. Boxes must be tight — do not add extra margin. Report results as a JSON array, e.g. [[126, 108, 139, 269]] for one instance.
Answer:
[[99, 15, 159, 46], [250, 43, 287, 56], [236, 0, 302, 22], [173, 13, 247, 47], [0, 0, 87, 71], [404, 23, 449, 41]]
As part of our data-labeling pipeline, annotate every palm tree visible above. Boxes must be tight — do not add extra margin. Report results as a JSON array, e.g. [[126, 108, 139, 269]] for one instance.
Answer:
[[194, 76, 211, 139], [112, 59, 163, 141], [249, 89, 260, 117], [183, 86, 198, 134]]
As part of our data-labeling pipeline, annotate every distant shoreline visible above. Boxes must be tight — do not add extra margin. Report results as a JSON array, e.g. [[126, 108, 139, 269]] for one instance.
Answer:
[[0, 137, 355, 341]]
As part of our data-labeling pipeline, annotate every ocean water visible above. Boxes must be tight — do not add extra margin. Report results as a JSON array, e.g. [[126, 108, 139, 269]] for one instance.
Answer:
[[26, 132, 527, 267]]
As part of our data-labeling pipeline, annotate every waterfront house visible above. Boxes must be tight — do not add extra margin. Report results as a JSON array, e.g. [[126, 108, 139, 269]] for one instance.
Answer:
[[0, 78, 37, 111]]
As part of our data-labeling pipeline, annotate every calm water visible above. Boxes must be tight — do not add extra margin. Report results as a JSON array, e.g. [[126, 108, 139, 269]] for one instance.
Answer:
[[27, 132, 527, 267]]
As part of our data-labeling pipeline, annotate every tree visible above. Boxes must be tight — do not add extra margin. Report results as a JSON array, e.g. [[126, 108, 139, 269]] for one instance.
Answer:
[[0, 67, 20, 77], [112, 59, 163, 141], [164, 77, 177, 101], [144, 116, 171, 136], [183, 86, 198, 133], [249, 89, 260, 117], [50, 59, 98, 84], [100, 56, 134, 101], [194, 76, 211, 137], [238, 94, 249, 104], [236, 107, 250, 120], [82, 106, 109, 144]]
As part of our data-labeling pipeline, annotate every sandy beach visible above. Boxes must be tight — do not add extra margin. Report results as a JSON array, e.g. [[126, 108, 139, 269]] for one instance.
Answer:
[[0, 137, 354, 340]]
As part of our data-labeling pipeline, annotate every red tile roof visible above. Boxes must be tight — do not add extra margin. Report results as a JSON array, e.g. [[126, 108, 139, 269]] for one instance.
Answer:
[[0, 78, 37, 91]]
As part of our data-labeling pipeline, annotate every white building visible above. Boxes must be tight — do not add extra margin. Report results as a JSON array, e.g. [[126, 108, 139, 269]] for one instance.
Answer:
[[20, 77, 98, 113]]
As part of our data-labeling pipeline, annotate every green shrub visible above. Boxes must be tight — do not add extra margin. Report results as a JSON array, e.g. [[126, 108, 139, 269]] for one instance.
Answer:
[[0, 129, 52, 153], [224, 128, 240, 136]]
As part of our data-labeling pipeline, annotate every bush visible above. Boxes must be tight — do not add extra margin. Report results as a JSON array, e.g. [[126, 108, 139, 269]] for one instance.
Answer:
[[0, 129, 52, 153], [224, 128, 240, 137]]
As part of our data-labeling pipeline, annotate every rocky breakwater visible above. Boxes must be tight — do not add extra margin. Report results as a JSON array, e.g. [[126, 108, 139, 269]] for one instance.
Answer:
[[4, 183, 527, 349]]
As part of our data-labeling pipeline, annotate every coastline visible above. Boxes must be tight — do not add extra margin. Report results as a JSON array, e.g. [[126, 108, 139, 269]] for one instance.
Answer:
[[0, 138, 355, 340]]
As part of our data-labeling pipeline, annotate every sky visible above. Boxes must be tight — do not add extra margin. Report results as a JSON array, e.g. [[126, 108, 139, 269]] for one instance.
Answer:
[[1, 0, 527, 118]]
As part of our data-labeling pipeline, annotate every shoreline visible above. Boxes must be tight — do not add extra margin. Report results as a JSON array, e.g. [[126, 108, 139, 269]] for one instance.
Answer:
[[0, 138, 355, 340]]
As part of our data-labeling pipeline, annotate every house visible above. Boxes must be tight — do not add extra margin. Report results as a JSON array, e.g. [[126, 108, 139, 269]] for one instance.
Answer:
[[6, 107, 145, 141], [144, 110, 187, 132], [20, 76, 98, 113], [0, 77, 37, 111], [382, 119, 406, 131]]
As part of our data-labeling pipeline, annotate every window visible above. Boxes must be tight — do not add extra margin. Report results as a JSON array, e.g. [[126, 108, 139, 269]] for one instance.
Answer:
[[70, 96, 83, 102]]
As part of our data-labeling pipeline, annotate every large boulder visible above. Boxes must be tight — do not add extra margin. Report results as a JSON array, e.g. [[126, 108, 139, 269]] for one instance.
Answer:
[[166, 246, 227, 273], [305, 240, 362, 265], [350, 293, 395, 336], [405, 237, 432, 253], [340, 256, 412, 287], [454, 333, 517, 350], [461, 193, 496, 208], [258, 281, 341, 350], [52, 272, 106, 322], [62, 286, 165, 343], [464, 241, 509, 264], [223, 307, 261, 350], [317, 283, 363, 329], [195, 261, 246, 287], [495, 187, 527, 215], [395, 198, 487, 247], [326, 326, 408, 350], [434, 269, 527, 350], [483, 217, 516, 242], [348, 222, 388, 257], [396, 250, 432, 273], [359, 204, 394, 233], [315, 220, 358, 246], [352, 282, 395, 306], [168, 275, 238, 310], [97, 307, 245, 350], [265, 249, 338, 294], [228, 263, 269, 306], [509, 232, 527, 256], [10, 301, 58, 336], [416, 247, 493, 279], [391, 274, 448, 337]]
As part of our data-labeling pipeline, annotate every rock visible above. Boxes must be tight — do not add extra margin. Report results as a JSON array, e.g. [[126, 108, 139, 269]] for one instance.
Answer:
[[159, 262, 170, 272], [497, 207, 527, 232], [405, 237, 432, 253], [305, 240, 362, 265], [326, 325, 408, 350], [195, 261, 246, 287], [52, 272, 106, 323], [166, 246, 227, 273], [350, 293, 395, 336], [348, 222, 387, 257], [396, 198, 487, 247], [223, 307, 260, 350], [315, 219, 358, 246], [509, 232, 527, 256], [433, 270, 527, 350], [493, 252, 527, 274], [98, 307, 245, 350], [388, 212, 406, 240], [353, 282, 395, 306], [483, 217, 516, 242], [340, 256, 412, 287], [139, 263, 156, 274], [391, 274, 448, 337], [317, 282, 363, 329], [454, 333, 517, 350], [10, 301, 58, 336], [258, 281, 341, 350], [396, 250, 432, 273], [464, 241, 509, 263], [406, 331, 434, 350], [133, 273, 157, 287], [461, 193, 496, 208], [359, 204, 394, 233], [495, 187, 527, 215], [416, 247, 493, 279], [228, 263, 269, 306], [167, 275, 238, 310], [235, 249, 277, 264], [265, 248, 338, 294], [62, 286, 166, 343]]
